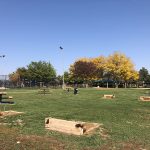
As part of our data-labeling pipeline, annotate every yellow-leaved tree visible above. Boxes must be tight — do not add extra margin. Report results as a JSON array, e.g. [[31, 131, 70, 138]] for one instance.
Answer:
[[106, 52, 139, 87], [69, 52, 139, 87], [91, 56, 106, 80]]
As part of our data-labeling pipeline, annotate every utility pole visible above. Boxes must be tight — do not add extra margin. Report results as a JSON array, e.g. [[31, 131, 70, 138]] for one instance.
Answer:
[[59, 46, 65, 89]]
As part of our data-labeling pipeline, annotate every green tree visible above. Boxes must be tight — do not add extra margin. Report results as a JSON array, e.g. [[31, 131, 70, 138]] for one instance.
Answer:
[[139, 67, 149, 82], [64, 71, 70, 83], [27, 61, 56, 83]]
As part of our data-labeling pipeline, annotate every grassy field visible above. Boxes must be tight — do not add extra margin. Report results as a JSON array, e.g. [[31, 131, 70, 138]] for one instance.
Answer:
[[0, 88, 150, 150]]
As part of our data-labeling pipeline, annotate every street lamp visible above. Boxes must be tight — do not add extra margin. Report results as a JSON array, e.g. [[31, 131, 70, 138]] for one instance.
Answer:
[[0, 55, 6, 87], [59, 46, 65, 89]]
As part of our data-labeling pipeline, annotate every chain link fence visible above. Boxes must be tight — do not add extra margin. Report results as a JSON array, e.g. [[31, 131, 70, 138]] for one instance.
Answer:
[[0, 75, 10, 87]]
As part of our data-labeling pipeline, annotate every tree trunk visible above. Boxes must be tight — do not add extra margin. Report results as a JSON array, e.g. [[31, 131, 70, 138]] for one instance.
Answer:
[[107, 82, 109, 88], [125, 82, 127, 88]]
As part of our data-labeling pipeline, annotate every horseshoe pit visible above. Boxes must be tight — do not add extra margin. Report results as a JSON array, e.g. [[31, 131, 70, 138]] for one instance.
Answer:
[[139, 96, 150, 102], [45, 117, 100, 135], [103, 94, 115, 99], [0, 110, 24, 117]]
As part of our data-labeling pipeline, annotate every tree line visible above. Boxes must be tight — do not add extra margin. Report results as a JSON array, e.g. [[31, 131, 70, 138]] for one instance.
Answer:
[[9, 52, 150, 88], [9, 61, 56, 87], [69, 52, 138, 87]]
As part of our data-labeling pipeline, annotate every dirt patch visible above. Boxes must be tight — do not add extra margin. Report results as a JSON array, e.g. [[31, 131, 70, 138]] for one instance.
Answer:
[[0, 110, 24, 117], [98, 127, 110, 140], [0, 123, 11, 126], [16, 135, 65, 150], [134, 109, 150, 113], [132, 88, 150, 90], [94, 87, 113, 90], [0, 126, 66, 150], [45, 117, 100, 135], [83, 141, 147, 150], [116, 141, 147, 150]]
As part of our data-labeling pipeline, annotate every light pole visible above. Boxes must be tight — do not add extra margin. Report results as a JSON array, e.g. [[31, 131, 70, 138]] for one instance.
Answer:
[[0, 55, 6, 87], [59, 46, 65, 89]]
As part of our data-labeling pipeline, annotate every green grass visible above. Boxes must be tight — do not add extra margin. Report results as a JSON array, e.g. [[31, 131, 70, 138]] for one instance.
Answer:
[[0, 88, 150, 149]]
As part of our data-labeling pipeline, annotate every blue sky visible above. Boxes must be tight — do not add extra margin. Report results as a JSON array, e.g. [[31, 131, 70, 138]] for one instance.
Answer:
[[0, 0, 150, 75]]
